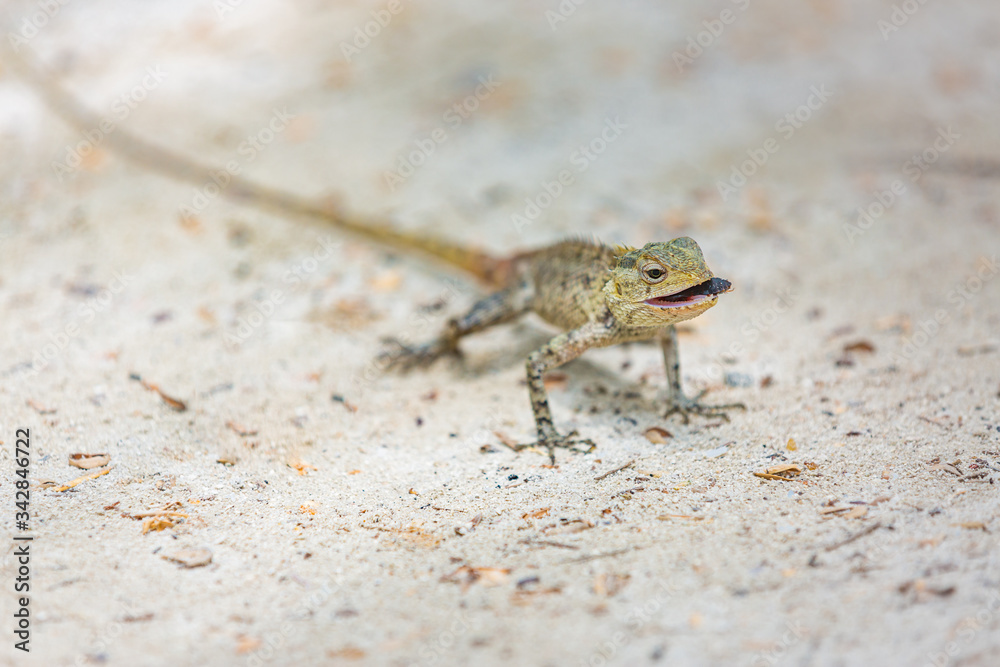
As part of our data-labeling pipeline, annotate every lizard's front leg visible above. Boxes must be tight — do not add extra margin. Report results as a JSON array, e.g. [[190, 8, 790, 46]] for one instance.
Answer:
[[660, 324, 745, 423], [516, 322, 611, 463], [380, 284, 530, 371]]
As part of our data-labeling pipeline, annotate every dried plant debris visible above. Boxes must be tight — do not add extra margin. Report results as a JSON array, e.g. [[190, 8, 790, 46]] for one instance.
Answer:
[[125, 501, 190, 534], [440, 565, 510, 591], [288, 458, 317, 475], [68, 453, 110, 469], [926, 458, 963, 476], [753, 464, 804, 482], [226, 421, 258, 436], [644, 427, 672, 444], [26, 399, 56, 414], [954, 522, 988, 532], [130, 373, 187, 411], [658, 514, 712, 523], [162, 548, 213, 568], [593, 573, 630, 598], [843, 340, 876, 354], [142, 516, 178, 534], [331, 394, 359, 412], [542, 372, 569, 390], [51, 466, 113, 492], [594, 459, 635, 481]]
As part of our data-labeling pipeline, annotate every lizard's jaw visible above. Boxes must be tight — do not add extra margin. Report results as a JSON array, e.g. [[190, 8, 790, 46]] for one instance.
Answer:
[[644, 277, 732, 309]]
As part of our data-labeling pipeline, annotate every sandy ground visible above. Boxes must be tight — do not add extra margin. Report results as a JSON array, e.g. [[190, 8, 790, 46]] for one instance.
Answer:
[[1, 1, 999, 665]]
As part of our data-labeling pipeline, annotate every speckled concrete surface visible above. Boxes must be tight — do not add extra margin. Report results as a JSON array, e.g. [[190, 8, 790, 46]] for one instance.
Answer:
[[1, 1, 999, 666]]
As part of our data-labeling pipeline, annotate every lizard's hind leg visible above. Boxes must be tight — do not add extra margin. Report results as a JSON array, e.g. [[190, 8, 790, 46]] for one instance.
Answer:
[[380, 284, 531, 371]]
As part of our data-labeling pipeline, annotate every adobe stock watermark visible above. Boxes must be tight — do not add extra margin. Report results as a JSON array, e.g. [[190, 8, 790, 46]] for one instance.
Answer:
[[750, 620, 808, 667], [224, 235, 341, 346], [58, 598, 147, 667], [339, 0, 411, 62], [511, 116, 627, 233], [672, 0, 752, 72], [383, 74, 501, 192], [697, 287, 797, 386], [51, 66, 168, 181], [213, 0, 246, 19], [577, 578, 680, 667], [24, 269, 133, 377], [716, 85, 832, 201], [925, 591, 1000, 667], [179, 107, 294, 221], [546, 0, 588, 31], [466, 405, 509, 450], [878, 0, 932, 41], [6, 0, 72, 51], [888, 254, 998, 367], [407, 610, 473, 666], [843, 125, 960, 244], [244, 580, 341, 667]]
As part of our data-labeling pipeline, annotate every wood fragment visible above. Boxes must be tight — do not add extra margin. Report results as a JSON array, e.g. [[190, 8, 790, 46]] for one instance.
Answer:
[[954, 522, 988, 531], [142, 516, 177, 534], [657, 514, 711, 523], [27, 399, 56, 414], [51, 466, 112, 492], [561, 548, 634, 565], [440, 565, 510, 590], [824, 521, 882, 552], [132, 374, 187, 411], [843, 340, 876, 354], [766, 464, 802, 476], [594, 459, 635, 481], [162, 547, 213, 568], [644, 427, 673, 444], [753, 463, 806, 483], [69, 453, 110, 469], [226, 421, 258, 436], [542, 371, 568, 390], [520, 539, 579, 550], [493, 430, 518, 448], [927, 462, 962, 476], [593, 573, 630, 597], [132, 511, 189, 519], [919, 416, 949, 429]]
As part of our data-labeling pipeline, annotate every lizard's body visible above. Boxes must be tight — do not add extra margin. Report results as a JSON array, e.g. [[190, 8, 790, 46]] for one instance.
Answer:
[[16, 52, 744, 460]]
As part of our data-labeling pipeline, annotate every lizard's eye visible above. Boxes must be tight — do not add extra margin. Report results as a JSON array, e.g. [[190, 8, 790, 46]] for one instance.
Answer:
[[641, 264, 667, 283]]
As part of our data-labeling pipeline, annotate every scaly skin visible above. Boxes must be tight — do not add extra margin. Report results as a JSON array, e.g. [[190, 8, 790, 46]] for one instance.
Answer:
[[388, 239, 743, 462], [17, 51, 743, 463]]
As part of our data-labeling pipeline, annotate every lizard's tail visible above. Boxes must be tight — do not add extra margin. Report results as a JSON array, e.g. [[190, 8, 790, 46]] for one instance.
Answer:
[[10, 49, 509, 288]]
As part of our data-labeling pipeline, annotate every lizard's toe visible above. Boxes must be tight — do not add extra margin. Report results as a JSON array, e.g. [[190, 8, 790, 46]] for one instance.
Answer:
[[513, 430, 596, 464], [663, 394, 746, 423], [377, 337, 459, 372]]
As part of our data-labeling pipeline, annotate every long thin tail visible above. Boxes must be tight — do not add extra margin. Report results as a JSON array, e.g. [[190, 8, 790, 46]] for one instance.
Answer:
[[8, 48, 509, 287]]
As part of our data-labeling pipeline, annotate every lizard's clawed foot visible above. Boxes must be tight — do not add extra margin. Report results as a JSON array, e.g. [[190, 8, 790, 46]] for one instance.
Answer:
[[377, 337, 459, 372], [513, 430, 596, 464], [663, 390, 746, 424]]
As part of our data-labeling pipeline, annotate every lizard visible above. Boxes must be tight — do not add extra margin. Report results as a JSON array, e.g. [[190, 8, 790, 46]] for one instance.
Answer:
[[12, 50, 745, 462]]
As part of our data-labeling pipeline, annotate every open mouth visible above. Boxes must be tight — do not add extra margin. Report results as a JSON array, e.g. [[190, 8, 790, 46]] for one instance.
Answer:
[[644, 277, 732, 309]]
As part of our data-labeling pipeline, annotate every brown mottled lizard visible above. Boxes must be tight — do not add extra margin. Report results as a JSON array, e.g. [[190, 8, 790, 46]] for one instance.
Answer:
[[17, 53, 744, 462]]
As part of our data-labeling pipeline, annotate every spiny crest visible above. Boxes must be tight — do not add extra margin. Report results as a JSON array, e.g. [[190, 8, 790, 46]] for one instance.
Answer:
[[613, 243, 637, 259]]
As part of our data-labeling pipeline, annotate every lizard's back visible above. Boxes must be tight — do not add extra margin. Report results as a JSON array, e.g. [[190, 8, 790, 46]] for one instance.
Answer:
[[515, 239, 616, 331]]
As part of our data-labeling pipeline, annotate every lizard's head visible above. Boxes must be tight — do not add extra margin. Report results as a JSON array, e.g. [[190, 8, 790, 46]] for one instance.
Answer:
[[603, 237, 733, 327]]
